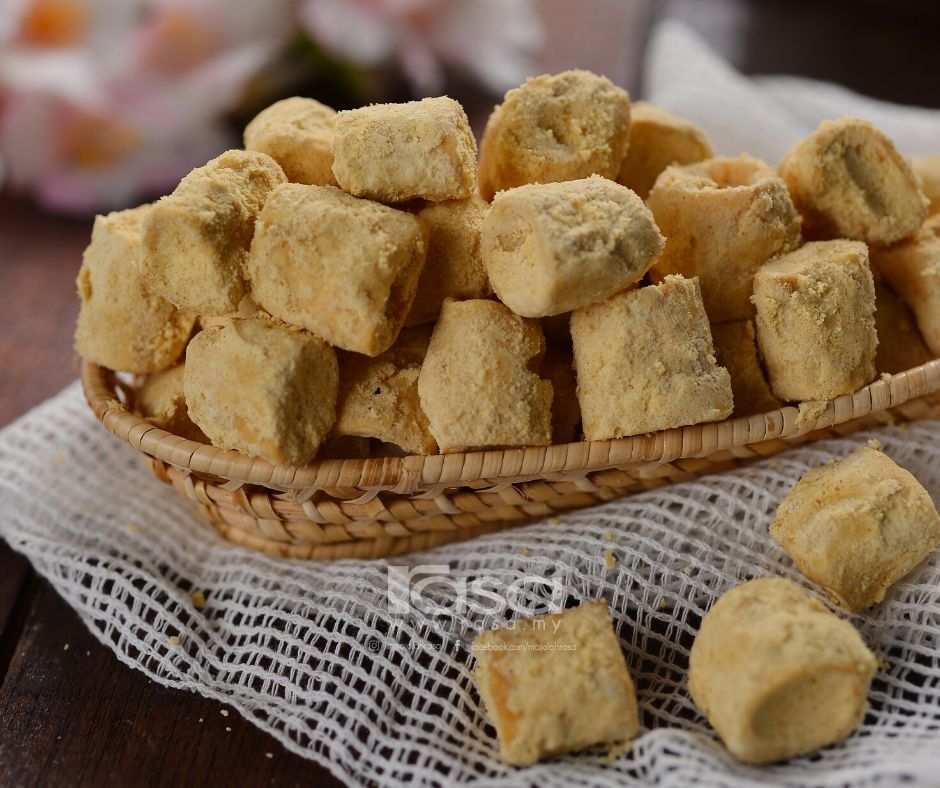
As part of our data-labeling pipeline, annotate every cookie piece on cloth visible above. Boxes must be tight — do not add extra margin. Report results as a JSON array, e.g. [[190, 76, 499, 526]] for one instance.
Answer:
[[771, 446, 940, 611], [472, 600, 639, 765], [689, 578, 876, 764]]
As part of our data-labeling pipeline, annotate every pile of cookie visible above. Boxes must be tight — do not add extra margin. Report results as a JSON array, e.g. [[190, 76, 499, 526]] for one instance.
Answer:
[[73, 69, 940, 767], [75, 69, 940, 466]]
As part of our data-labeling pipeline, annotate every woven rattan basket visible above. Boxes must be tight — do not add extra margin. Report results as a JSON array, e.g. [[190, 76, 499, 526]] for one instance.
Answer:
[[81, 358, 940, 560]]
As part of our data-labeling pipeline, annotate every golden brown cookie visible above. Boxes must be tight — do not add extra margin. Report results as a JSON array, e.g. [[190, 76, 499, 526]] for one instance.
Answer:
[[689, 578, 876, 764], [332, 97, 476, 202], [417, 299, 552, 452], [647, 154, 801, 323], [779, 117, 927, 245], [571, 275, 733, 440], [472, 600, 639, 765], [184, 318, 338, 465], [753, 240, 877, 401], [75, 205, 194, 374], [406, 195, 490, 325], [335, 326, 437, 455], [244, 96, 337, 186], [617, 101, 714, 199], [771, 446, 940, 611], [139, 150, 286, 315], [710, 320, 782, 417], [482, 175, 664, 317], [873, 281, 934, 374], [478, 70, 631, 201], [247, 183, 427, 356], [137, 364, 207, 442], [912, 155, 940, 216], [870, 215, 940, 356]]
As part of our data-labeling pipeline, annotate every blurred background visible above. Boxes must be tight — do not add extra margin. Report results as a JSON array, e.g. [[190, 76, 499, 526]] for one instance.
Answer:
[[2, 0, 940, 420]]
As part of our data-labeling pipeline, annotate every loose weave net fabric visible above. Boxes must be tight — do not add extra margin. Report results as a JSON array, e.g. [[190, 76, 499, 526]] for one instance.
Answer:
[[3, 383, 940, 786]]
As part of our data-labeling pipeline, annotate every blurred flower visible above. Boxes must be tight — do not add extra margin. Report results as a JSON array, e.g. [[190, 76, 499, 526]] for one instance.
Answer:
[[297, 0, 543, 94], [0, 0, 291, 213], [0, 0, 545, 213]]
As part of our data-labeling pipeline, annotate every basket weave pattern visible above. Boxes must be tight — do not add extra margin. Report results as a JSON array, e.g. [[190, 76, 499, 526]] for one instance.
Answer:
[[82, 359, 940, 560]]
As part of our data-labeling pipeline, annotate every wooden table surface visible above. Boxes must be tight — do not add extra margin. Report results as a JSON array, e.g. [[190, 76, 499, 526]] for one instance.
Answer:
[[1, 1, 938, 785]]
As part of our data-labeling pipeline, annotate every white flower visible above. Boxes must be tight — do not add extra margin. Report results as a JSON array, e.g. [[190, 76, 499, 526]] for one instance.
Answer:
[[0, 0, 293, 213], [298, 0, 543, 94]]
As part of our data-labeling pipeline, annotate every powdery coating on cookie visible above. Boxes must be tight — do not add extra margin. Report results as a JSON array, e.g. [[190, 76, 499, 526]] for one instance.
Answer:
[[711, 320, 782, 418], [689, 578, 876, 764], [417, 299, 552, 452], [871, 215, 940, 356], [332, 96, 476, 202], [874, 281, 934, 375], [472, 600, 639, 765], [752, 240, 877, 401], [647, 154, 801, 323], [137, 364, 207, 442], [406, 194, 491, 325], [616, 101, 714, 199], [139, 150, 286, 316], [482, 176, 665, 317], [571, 275, 733, 441], [184, 318, 338, 465], [244, 96, 337, 186], [75, 205, 194, 374], [912, 155, 940, 216], [778, 117, 927, 245], [335, 325, 438, 455], [247, 184, 427, 356], [770, 447, 940, 611], [478, 70, 631, 201]]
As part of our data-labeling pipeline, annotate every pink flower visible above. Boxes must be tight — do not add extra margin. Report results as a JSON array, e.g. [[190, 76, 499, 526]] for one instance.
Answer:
[[0, 0, 291, 213], [298, 0, 543, 94]]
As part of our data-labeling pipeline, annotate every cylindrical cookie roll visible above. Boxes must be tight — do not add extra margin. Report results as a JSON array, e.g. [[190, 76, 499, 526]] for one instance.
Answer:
[[689, 578, 877, 764]]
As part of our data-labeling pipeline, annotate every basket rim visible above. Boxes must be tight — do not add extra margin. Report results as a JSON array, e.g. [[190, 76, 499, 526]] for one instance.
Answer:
[[81, 358, 940, 493]]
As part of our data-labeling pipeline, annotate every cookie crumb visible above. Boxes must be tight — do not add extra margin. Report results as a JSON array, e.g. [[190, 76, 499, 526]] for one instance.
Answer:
[[604, 739, 634, 763], [604, 551, 616, 569], [127, 523, 141, 535], [265, 752, 274, 759], [191, 590, 206, 607], [796, 399, 828, 430], [603, 531, 615, 542], [168, 635, 180, 647], [547, 516, 561, 526], [63, 643, 69, 651], [220, 709, 229, 717], [520, 547, 531, 557], [867, 438, 882, 451]]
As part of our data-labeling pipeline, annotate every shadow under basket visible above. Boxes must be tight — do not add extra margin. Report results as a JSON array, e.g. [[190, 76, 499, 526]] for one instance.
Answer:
[[81, 359, 940, 561]]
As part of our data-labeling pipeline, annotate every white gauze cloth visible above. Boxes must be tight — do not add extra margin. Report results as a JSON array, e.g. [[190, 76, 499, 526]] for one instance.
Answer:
[[4, 21, 940, 788]]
